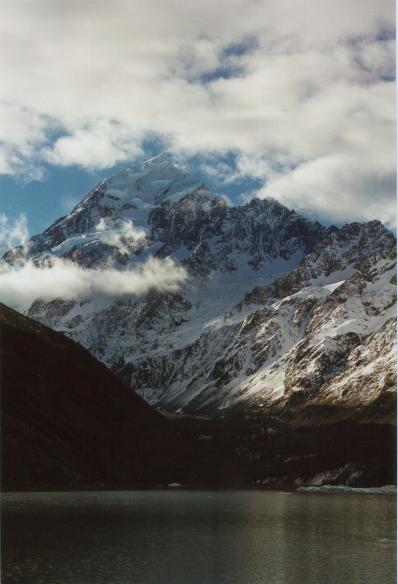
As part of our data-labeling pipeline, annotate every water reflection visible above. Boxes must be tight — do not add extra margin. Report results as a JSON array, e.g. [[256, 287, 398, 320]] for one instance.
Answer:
[[1, 490, 396, 584]]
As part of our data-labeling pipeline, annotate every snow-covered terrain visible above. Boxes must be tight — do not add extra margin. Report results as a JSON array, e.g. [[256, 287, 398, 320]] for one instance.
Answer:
[[297, 485, 396, 495], [4, 155, 396, 421]]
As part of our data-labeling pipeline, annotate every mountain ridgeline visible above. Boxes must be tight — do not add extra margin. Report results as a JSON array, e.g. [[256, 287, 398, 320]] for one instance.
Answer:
[[1, 155, 396, 489], [15, 155, 396, 422]]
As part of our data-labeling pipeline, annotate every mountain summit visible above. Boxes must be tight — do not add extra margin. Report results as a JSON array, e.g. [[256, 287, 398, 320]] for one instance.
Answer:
[[24, 156, 212, 256], [4, 156, 396, 421]]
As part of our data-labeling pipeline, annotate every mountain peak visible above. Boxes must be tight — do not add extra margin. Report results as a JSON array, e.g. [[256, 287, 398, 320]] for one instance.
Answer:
[[4, 155, 395, 426], [97, 154, 204, 206], [32, 156, 209, 249], [133, 153, 167, 169]]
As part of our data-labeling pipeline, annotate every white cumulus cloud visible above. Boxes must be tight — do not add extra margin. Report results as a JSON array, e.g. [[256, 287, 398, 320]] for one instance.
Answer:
[[0, 256, 188, 310], [95, 218, 147, 255], [0, 213, 187, 309], [0, 214, 29, 255], [0, 0, 395, 224]]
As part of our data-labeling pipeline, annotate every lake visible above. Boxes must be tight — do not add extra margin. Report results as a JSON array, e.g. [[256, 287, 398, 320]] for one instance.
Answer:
[[1, 490, 396, 584]]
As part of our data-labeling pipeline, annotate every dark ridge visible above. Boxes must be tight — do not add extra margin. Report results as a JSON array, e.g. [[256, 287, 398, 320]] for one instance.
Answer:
[[0, 303, 205, 491]]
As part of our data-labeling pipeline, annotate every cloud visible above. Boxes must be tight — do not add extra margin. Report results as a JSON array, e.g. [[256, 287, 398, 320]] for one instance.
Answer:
[[0, 213, 186, 309], [43, 121, 143, 170], [0, 213, 29, 255], [257, 151, 396, 227], [0, 0, 395, 224], [0, 256, 188, 309], [0, 101, 48, 179], [95, 218, 147, 254]]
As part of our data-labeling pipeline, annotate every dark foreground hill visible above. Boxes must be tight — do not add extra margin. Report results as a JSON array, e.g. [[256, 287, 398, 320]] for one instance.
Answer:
[[0, 303, 205, 491]]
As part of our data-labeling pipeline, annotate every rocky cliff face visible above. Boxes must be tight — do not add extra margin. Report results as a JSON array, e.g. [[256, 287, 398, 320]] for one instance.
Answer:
[[5, 155, 395, 423]]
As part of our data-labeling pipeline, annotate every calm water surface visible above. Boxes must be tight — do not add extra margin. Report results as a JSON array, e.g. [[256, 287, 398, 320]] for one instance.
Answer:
[[1, 490, 396, 584]]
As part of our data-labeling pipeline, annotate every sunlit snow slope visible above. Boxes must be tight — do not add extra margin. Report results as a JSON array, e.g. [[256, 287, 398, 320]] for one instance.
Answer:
[[5, 155, 395, 421]]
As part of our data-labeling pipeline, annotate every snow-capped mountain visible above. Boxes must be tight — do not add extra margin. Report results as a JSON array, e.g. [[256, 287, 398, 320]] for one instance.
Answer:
[[7, 155, 396, 421]]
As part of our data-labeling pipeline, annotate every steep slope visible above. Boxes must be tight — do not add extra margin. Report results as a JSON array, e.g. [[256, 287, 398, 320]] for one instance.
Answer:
[[140, 251, 396, 418], [0, 303, 201, 491], [2, 156, 396, 421]]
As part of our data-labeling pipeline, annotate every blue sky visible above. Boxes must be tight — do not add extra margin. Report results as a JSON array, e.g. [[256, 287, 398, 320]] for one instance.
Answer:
[[0, 165, 116, 236], [0, 0, 395, 237]]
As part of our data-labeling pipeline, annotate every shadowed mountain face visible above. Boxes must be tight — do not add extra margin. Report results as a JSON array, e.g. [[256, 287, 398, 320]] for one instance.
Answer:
[[0, 303, 204, 491]]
